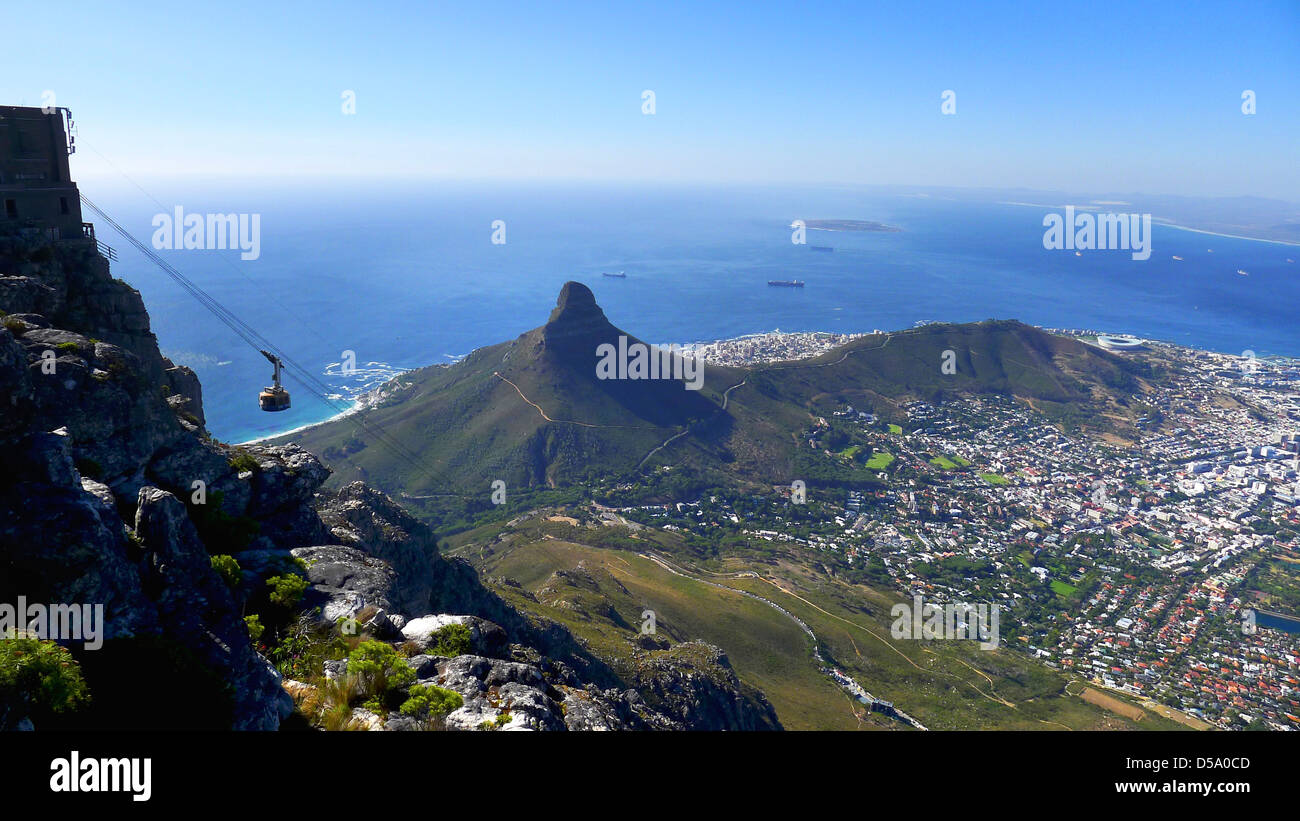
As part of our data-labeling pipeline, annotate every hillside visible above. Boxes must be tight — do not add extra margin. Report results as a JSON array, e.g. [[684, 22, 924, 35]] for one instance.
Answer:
[[286, 281, 744, 493], [0, 235, 776, 732], [444, 507, 1183, 730], [285, 282, 1154, 496]]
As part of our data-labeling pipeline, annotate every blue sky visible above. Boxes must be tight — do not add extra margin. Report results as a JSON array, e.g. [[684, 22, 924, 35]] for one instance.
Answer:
[[4, 0, 1297, 198]]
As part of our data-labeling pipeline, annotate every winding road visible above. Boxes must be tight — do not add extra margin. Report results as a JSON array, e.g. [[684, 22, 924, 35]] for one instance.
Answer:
[[637, 549, 928, 730]]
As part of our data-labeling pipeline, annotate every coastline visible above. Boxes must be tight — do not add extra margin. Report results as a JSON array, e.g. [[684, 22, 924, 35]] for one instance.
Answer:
[[238, 322, 1300, 445], [1158, 221, 1300, 248], [236, 401, 361, 446], [998, 200, 1300, 247], [236, 362, 434, 446]]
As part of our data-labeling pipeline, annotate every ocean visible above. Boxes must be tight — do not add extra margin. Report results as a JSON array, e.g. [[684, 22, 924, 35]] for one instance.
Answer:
[[84, 180, 1300, 444]]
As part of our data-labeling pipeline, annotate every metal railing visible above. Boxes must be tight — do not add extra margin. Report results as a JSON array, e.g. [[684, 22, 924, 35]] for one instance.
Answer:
[[80, 222, 115, 260]]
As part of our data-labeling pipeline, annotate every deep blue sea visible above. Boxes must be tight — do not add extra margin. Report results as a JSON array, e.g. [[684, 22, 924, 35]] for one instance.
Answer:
[[85, 181, 1300, 444]]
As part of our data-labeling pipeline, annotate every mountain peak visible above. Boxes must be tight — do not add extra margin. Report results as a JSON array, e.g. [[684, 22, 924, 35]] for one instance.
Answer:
[[549, 281, 601, 320], [544, 281, 616, 346]]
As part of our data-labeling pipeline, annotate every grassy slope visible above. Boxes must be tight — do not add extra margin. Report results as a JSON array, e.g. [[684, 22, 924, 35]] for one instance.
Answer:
[[484, 539, 858, 730], [447, 513, 1181, 731], [721, 561, 1183, 730]]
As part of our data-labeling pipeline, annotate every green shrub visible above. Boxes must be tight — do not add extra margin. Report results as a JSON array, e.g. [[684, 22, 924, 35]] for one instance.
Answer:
[[479, 712, 512, 730], [346, 640, 416, 712], [0, 638, 90, 721], [427, 623, 472, 657], [244, 615, 264, 643], [210, 554, 243, 589], [227, 448, 261, 474], [266, 573, 308, 608], [267, 617, 348, 681], [347, 640, 415, 687], [399, 683, 463, 721], [335, 615, 363, 637]]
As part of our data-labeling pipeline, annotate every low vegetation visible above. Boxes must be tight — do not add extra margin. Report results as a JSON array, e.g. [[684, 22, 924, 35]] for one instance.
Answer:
[[0, 638, 91, 725]]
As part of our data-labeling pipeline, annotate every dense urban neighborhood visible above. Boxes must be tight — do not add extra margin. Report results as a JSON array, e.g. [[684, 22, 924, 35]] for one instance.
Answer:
[[611, 332, 1300, 731]]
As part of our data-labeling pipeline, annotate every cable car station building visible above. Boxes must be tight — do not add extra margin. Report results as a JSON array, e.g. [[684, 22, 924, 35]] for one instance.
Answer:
[[0, 105, 87, 240]]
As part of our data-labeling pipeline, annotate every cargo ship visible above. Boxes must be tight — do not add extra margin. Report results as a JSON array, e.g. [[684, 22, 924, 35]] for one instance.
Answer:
[[602, 271, 627, 278], [768, 280, 805, 287]]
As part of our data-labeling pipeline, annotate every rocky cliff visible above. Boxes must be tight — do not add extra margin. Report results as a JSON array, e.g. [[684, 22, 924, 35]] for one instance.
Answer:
[[0, 231, 779, 731]]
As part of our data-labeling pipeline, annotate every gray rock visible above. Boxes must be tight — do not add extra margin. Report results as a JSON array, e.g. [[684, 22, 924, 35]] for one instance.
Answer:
[[162, 360, 205, 427], [146, 440, 249, 517], [382, 715, 420, 732], [427, 654, 545, 700], [244, 444, 330, 516], [560, 689, 623, 731], [404, 654, 441, 678], [133, 486, 293, 729], [291, 544, 398, 624], [361, 607, 401, 639], [493, 681, 564, 731], [316, 482, 439, 616], [323, 659, 348, 681], [401, 614, 508, 657], [3, 312, 51, 330], [0, 272, 58, 316], [444, 696, 500, 731], [349, 708, 384, 731]]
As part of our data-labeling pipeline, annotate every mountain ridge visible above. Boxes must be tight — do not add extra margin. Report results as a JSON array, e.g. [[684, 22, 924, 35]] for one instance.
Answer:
[[286, 281, 1154, 496]]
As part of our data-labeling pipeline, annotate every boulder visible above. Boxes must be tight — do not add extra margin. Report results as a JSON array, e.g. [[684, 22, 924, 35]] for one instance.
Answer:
[[244, 444, 330, 516], [401, 614, 509, 657], [291, 544, 399, 623], [426, 654, 545, 699]]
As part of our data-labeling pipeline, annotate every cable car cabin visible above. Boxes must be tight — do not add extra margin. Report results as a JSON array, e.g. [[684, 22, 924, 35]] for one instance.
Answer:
[[259, 385, 291, 412], [258, 350, 291, 412]]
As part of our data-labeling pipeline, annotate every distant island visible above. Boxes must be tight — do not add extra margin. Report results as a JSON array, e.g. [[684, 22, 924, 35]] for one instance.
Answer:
[[799, 219, 902, 233]]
